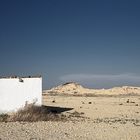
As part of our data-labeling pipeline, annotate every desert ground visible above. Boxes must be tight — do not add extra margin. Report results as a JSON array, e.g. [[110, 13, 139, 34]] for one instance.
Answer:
[[0, 83, 140, 140]]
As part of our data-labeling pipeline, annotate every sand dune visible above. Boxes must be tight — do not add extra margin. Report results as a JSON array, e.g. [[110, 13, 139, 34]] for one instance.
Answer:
[[44, 82, 140, 96]]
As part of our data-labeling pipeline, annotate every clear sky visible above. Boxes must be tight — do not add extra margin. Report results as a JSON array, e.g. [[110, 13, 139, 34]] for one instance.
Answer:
[[0, 0, 140, 89]]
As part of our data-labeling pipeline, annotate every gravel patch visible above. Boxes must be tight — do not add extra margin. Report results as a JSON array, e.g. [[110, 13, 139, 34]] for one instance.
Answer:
[[0, 120, 140, 140]]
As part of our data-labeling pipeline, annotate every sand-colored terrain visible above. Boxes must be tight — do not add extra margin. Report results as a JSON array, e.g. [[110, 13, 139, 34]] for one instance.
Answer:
[[44, 82, 140, 96], [0, 83, 140, 140]]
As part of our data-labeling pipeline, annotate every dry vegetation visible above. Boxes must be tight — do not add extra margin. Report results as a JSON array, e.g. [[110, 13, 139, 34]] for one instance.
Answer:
[[0, 104, 67, 122]]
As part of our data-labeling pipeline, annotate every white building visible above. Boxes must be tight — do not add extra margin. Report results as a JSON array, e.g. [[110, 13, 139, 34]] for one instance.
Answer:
[[0, 76, 42, 113]]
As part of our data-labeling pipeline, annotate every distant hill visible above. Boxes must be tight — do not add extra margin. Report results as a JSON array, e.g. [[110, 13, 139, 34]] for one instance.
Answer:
[[43, 82, 140, 96]]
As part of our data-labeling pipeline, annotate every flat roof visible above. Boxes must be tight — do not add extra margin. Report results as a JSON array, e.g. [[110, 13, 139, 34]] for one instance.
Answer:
[[0, 75, 42, 79]]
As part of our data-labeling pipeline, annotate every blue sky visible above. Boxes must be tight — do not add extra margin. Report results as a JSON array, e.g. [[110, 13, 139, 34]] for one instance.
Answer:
[[0, 0, 140, 89]]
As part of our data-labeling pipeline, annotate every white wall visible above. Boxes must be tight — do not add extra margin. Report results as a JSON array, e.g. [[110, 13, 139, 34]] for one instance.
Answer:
[[0, 77, 42, 113]]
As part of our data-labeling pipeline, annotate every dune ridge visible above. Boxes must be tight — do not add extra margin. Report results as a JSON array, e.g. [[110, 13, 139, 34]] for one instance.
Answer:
[[44, 82, 140, 96]]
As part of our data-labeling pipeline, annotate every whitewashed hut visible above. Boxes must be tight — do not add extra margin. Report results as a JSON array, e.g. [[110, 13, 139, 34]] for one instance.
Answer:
[[0, 76, 42, 113]]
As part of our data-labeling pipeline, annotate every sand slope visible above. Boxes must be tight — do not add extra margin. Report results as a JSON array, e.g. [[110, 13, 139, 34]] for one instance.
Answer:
[[44, 82, 140, 96]]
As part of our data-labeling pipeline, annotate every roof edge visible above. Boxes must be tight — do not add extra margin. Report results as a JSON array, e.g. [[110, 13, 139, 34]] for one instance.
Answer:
[[0, 75, 42, 79]]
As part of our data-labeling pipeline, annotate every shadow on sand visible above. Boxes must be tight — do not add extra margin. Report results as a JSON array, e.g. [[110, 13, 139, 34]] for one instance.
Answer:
[[42, 105, 73, 114]]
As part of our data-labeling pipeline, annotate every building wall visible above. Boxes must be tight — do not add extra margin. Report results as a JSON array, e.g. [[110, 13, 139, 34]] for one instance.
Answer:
[[0, 77, 42, 113]]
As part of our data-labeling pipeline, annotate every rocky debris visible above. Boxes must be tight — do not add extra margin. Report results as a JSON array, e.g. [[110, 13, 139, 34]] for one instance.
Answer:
[[0, 119, 140, 140]]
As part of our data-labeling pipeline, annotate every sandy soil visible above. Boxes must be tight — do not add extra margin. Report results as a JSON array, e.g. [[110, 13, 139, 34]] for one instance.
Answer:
[[0, 95, 140, 140], [43, 95, 140, 120]]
